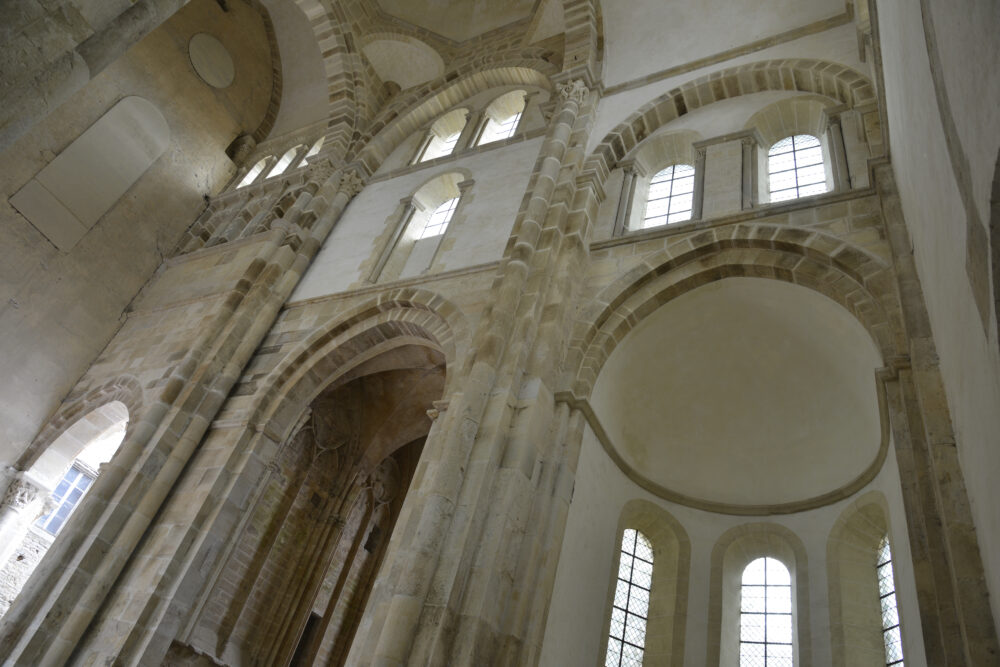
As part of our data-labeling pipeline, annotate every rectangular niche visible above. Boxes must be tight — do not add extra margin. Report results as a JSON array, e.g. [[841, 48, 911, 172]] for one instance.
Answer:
[[10, 96, 169, 251]]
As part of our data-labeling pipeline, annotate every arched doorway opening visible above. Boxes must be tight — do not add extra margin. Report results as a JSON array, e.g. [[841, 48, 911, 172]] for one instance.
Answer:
[[199, 342, 446, 666], [0, 401, 129, 617]]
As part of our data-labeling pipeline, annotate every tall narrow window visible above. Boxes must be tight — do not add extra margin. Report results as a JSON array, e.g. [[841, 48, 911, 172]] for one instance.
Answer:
[[418, 197, 459, 239], [477, 91, 527, 146], [267, 146, 302, 179], [416, 108, 469, 163], [642, 164, 695, 228], [877, 536, 904, 667], [238, 158, 268, 188], [767, 134, 827, 202], [740, 557, 793, 667], [606, 528, 652, 667]]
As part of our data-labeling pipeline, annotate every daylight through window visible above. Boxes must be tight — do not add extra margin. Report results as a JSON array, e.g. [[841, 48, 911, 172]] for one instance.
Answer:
[[740, 557, 793, 667], [767, 134, 827, 202], [877, 536, 904, 667], [642, 164, 695, 228], [606, 528, 652, 667], [418, 197, 459, 239]]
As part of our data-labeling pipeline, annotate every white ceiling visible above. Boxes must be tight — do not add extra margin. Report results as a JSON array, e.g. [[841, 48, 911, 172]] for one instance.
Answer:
[[377, 0, 536, 42], [591, 277, 883, 508]]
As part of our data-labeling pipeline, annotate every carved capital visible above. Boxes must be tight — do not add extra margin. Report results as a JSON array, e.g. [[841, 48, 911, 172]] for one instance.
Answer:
[[307, 160, 337, 188], [3, 479, 40, 510], [339, 170, 366, 198], [557, 78, 590, 106]]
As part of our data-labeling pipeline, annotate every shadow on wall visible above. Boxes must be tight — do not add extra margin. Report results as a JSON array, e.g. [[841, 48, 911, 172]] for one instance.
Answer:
[[0, 402, 129, 618]]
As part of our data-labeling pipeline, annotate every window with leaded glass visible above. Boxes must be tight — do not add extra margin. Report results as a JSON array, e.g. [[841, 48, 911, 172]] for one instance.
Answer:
[[740, 557, 793, 667], [767, 134, 827, 202], [606, 528, 652, 667], [877, 536, 904, 666], [418, 197, 459, 239], [35, 464, 95, 536], [642, 164, 695, 228]]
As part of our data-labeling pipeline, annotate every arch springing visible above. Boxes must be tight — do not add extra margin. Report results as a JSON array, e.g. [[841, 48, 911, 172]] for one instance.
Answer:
[[767, 134, 827, 202], [877, 536, 904, 666], [740, 557, 793, 666], [642, 164, 695, 228], [606, 528, 652, 667]]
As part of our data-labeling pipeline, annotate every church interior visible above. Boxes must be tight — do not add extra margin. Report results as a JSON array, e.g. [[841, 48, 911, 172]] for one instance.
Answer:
[[0, 0, 998, 664]]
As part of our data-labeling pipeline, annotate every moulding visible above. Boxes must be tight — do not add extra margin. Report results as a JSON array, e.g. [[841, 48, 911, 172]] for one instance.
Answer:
[[602, 13, 854, 97], [554, 365, 893, 515], [591, 186, 877, 251]]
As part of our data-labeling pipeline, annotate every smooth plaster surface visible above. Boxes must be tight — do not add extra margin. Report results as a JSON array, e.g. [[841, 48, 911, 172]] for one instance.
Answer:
[[600, 0, 843, 88], [590, 278, 883, 508], [291, 137, 543, 301], [876, 0, 1000, 625], [587, 23, 865, 157], [376, 0, 535, 42], [540, 425, 928, 667]]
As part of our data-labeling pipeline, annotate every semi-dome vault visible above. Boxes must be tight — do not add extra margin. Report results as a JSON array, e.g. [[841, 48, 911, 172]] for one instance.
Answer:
[[0, 1, 998, 666]]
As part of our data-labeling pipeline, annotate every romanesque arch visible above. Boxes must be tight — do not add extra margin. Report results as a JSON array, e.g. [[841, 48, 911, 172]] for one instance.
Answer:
[[585, 59, 876, 179], [569, 224, 898, 397]]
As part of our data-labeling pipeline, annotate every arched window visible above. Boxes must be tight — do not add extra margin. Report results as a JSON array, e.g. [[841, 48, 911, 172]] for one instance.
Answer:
[[767, 134, 827, 202], [416, 108, 469, 163], [418, 197, 459, 239], [267, 146, 303, 179], [740, 557, 793, 666], [606, 528, 652, 667], [296, 136, 325, 168], [237, 158, 268, 188], [877, 536, 904, 666], [477, 91, 527, 146], [642, 164, 695, 228]]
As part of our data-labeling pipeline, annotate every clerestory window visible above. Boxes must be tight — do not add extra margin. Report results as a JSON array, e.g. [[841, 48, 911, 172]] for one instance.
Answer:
[[767, 134, 827, 202], [740, 557, 793, 667], [418, 197, 459, 239], [477, 91, 527, 146], [237, 158, 268, 188], [606, 528, 652, 667], [642, 164, 695, 228], [416, 108, 469, 163], [877, 536, 904, 667]]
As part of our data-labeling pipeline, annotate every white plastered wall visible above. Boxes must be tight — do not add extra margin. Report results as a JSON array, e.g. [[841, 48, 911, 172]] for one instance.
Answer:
[[875, 0, 1000, 626], [539, 427, 927, 667], [290, 137, 543, 301]]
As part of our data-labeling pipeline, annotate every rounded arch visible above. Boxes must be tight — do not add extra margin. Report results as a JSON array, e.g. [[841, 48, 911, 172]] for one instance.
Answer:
[[827, 491, 898, 667], [287, 0, 362, 160], [585, 59, 876, 180], [250, 289, 470, 447], [599, 499, 690, 667], [354, 64, 556, 172], [15, 377, 142, 487], [746, 95, 836, 148], [570, 223, 897, 398], [708, 522, 811, 667], [359, 32, 445, 91]]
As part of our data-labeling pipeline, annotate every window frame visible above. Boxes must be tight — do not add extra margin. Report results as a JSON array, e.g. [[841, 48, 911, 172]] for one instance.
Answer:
[[765, 134, 829, 203], [640, 163, 696, 229], [876, 536, 905, 667], [739, 556, 795, 667], [606, 528, 654, 667]]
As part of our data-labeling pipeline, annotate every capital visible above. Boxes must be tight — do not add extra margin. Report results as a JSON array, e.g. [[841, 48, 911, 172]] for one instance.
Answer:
[[3, 479, 40, 510], [339, 169, 366, 198], [557, 78, 590, 106]]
